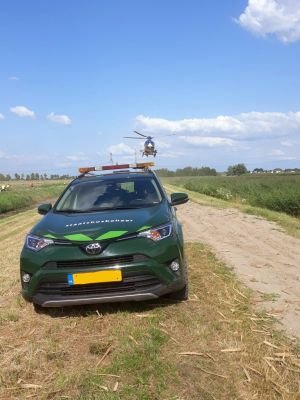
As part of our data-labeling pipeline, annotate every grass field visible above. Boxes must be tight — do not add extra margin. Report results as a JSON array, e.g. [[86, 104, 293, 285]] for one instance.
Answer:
[[0, 180, 67, 214], [0, 209, 299, 399], [162, 174, 300, 217]]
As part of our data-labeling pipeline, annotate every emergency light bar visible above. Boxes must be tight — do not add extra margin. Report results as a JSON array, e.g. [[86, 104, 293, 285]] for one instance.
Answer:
[[79, 162, 154, 174]]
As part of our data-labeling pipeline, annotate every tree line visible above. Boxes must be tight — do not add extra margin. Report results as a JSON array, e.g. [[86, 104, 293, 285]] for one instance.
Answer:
[[0, 173, 73, 181], [156, 166, 217, 177], [155, 165, 249, 177], [2, 164, 298, 181], [156, 163, 299, 177]]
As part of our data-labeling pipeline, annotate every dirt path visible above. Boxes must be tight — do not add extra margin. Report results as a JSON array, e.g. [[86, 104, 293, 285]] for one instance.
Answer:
[[177, 201, 300, 339]]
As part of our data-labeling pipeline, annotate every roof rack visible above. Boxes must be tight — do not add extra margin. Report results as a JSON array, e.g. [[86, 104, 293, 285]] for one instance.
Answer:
[[79, 162, 154, 174]]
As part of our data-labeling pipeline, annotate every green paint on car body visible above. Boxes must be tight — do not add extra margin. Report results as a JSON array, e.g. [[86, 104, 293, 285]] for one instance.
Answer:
[[45, 226, 152, 242], [137, 225, 151, 232], [44, 234, 57, 239], [46, 227, 150, 242], [64, 233, 92, 241], [96, 230, 128, 240]]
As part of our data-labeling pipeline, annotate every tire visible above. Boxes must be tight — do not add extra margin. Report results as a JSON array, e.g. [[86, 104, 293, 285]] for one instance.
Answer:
[[33, 303, 44, 313], [167, 284, 189, 301]]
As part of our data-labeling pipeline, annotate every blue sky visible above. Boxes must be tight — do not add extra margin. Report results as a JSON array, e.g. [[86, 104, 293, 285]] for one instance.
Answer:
[[1, 0, 300, 174]]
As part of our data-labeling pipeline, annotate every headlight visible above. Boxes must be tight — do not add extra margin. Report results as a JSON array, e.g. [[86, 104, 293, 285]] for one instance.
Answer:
[[137, 223, 172, 241], [26, 234, 54, 252]]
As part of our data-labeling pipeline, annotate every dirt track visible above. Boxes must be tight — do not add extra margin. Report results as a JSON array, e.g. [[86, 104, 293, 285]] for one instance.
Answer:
[[177, 201, 300, 339]]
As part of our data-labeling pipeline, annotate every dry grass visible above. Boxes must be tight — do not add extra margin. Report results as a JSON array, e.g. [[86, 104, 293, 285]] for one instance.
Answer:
[[0, 210, 299, 399], [160, 244, 300, 399]]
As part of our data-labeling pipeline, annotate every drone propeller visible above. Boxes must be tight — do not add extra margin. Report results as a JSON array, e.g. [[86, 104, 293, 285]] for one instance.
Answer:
[[134, 130, 148, 138], [123, 136, 144, 139]]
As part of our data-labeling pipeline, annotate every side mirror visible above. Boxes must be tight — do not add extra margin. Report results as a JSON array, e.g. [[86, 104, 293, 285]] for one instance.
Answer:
[[38, 203, 52, 215], [170, 192, 189, 206]]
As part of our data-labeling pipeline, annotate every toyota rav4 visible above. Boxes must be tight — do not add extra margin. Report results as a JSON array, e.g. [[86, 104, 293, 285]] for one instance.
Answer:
[[20, 163, 189, 308]]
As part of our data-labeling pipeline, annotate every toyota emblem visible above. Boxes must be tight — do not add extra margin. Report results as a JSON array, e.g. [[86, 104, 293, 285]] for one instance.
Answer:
[[85, 242, 102, 255]]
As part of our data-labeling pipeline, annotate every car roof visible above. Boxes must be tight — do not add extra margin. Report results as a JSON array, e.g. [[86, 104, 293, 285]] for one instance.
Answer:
[[72, 171, 155, 185]]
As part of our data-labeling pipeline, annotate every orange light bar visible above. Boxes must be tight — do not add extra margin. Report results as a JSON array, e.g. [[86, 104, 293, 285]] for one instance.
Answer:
[[79, 162, 154, 174]]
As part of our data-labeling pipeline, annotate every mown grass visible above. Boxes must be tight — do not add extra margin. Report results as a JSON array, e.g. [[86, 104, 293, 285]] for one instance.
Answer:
[[163, 174, 300, 217], [0, 208, 299, 400], [0, 180, 66, 214]]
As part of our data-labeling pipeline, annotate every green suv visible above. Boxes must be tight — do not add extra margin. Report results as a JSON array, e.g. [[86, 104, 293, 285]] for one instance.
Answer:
[[20, 165, 189, 308]]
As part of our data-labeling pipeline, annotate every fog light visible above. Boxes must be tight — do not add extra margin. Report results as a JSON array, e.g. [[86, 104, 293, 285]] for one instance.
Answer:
[[22, 273, 31, 283], [170, 260, 180, 272]]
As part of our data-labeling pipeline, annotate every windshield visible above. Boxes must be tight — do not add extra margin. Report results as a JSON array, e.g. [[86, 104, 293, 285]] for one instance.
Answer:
[[55, 177, 163, 212]]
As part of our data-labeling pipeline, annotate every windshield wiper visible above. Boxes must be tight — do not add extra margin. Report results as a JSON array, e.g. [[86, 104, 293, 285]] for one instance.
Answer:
[[84, 206, 142, 212], [55, 209, 87, 213], [56, 205, 156, 213]]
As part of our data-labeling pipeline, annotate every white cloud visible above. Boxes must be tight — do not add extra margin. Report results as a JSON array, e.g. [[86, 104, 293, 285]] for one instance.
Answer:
[[136, 111, 300, 140], [0, 113, 4, 120], [136, 114, 244, 134], [160, 150, 184, 158], [281, 140, 293, 146], [270, 149, 285, 156], [236, 0, 300, 43], [8, 76, 19, 80], [10, 105, 35, 118], [179, 136, 235, 147], [108, 143, 135, 155], [47, 112, 71, 125], [0, 151, 17, 160], [155, 139, 171, 149], [66, 153, 88, 161], [267, 148, 297, 161]]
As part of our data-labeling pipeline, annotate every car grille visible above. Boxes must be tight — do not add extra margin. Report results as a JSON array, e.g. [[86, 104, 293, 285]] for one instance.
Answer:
[[36, 271, 161, 297], [54, 254, 147, 269]]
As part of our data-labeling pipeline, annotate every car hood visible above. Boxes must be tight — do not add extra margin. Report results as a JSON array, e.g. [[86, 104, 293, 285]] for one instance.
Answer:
[[31, 202, 170, 241]]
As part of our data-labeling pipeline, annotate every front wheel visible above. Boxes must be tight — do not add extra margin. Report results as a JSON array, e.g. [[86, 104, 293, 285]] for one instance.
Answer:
[[33, 303, 45, 313], [166, 284, 189, 301]]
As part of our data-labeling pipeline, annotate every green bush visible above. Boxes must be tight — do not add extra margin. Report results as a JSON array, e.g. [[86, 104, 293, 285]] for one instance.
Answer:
[[165, 174, 300, 217], [0, 184, 65, 214]]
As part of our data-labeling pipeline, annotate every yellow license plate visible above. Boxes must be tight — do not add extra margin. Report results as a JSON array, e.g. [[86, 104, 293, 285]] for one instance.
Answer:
[[68, 270, 122, 285]]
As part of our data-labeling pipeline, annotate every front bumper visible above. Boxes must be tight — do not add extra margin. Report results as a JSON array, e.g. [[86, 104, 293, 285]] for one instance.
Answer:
[[36, 294, 158, 308], [20, 236, 187, 307]]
